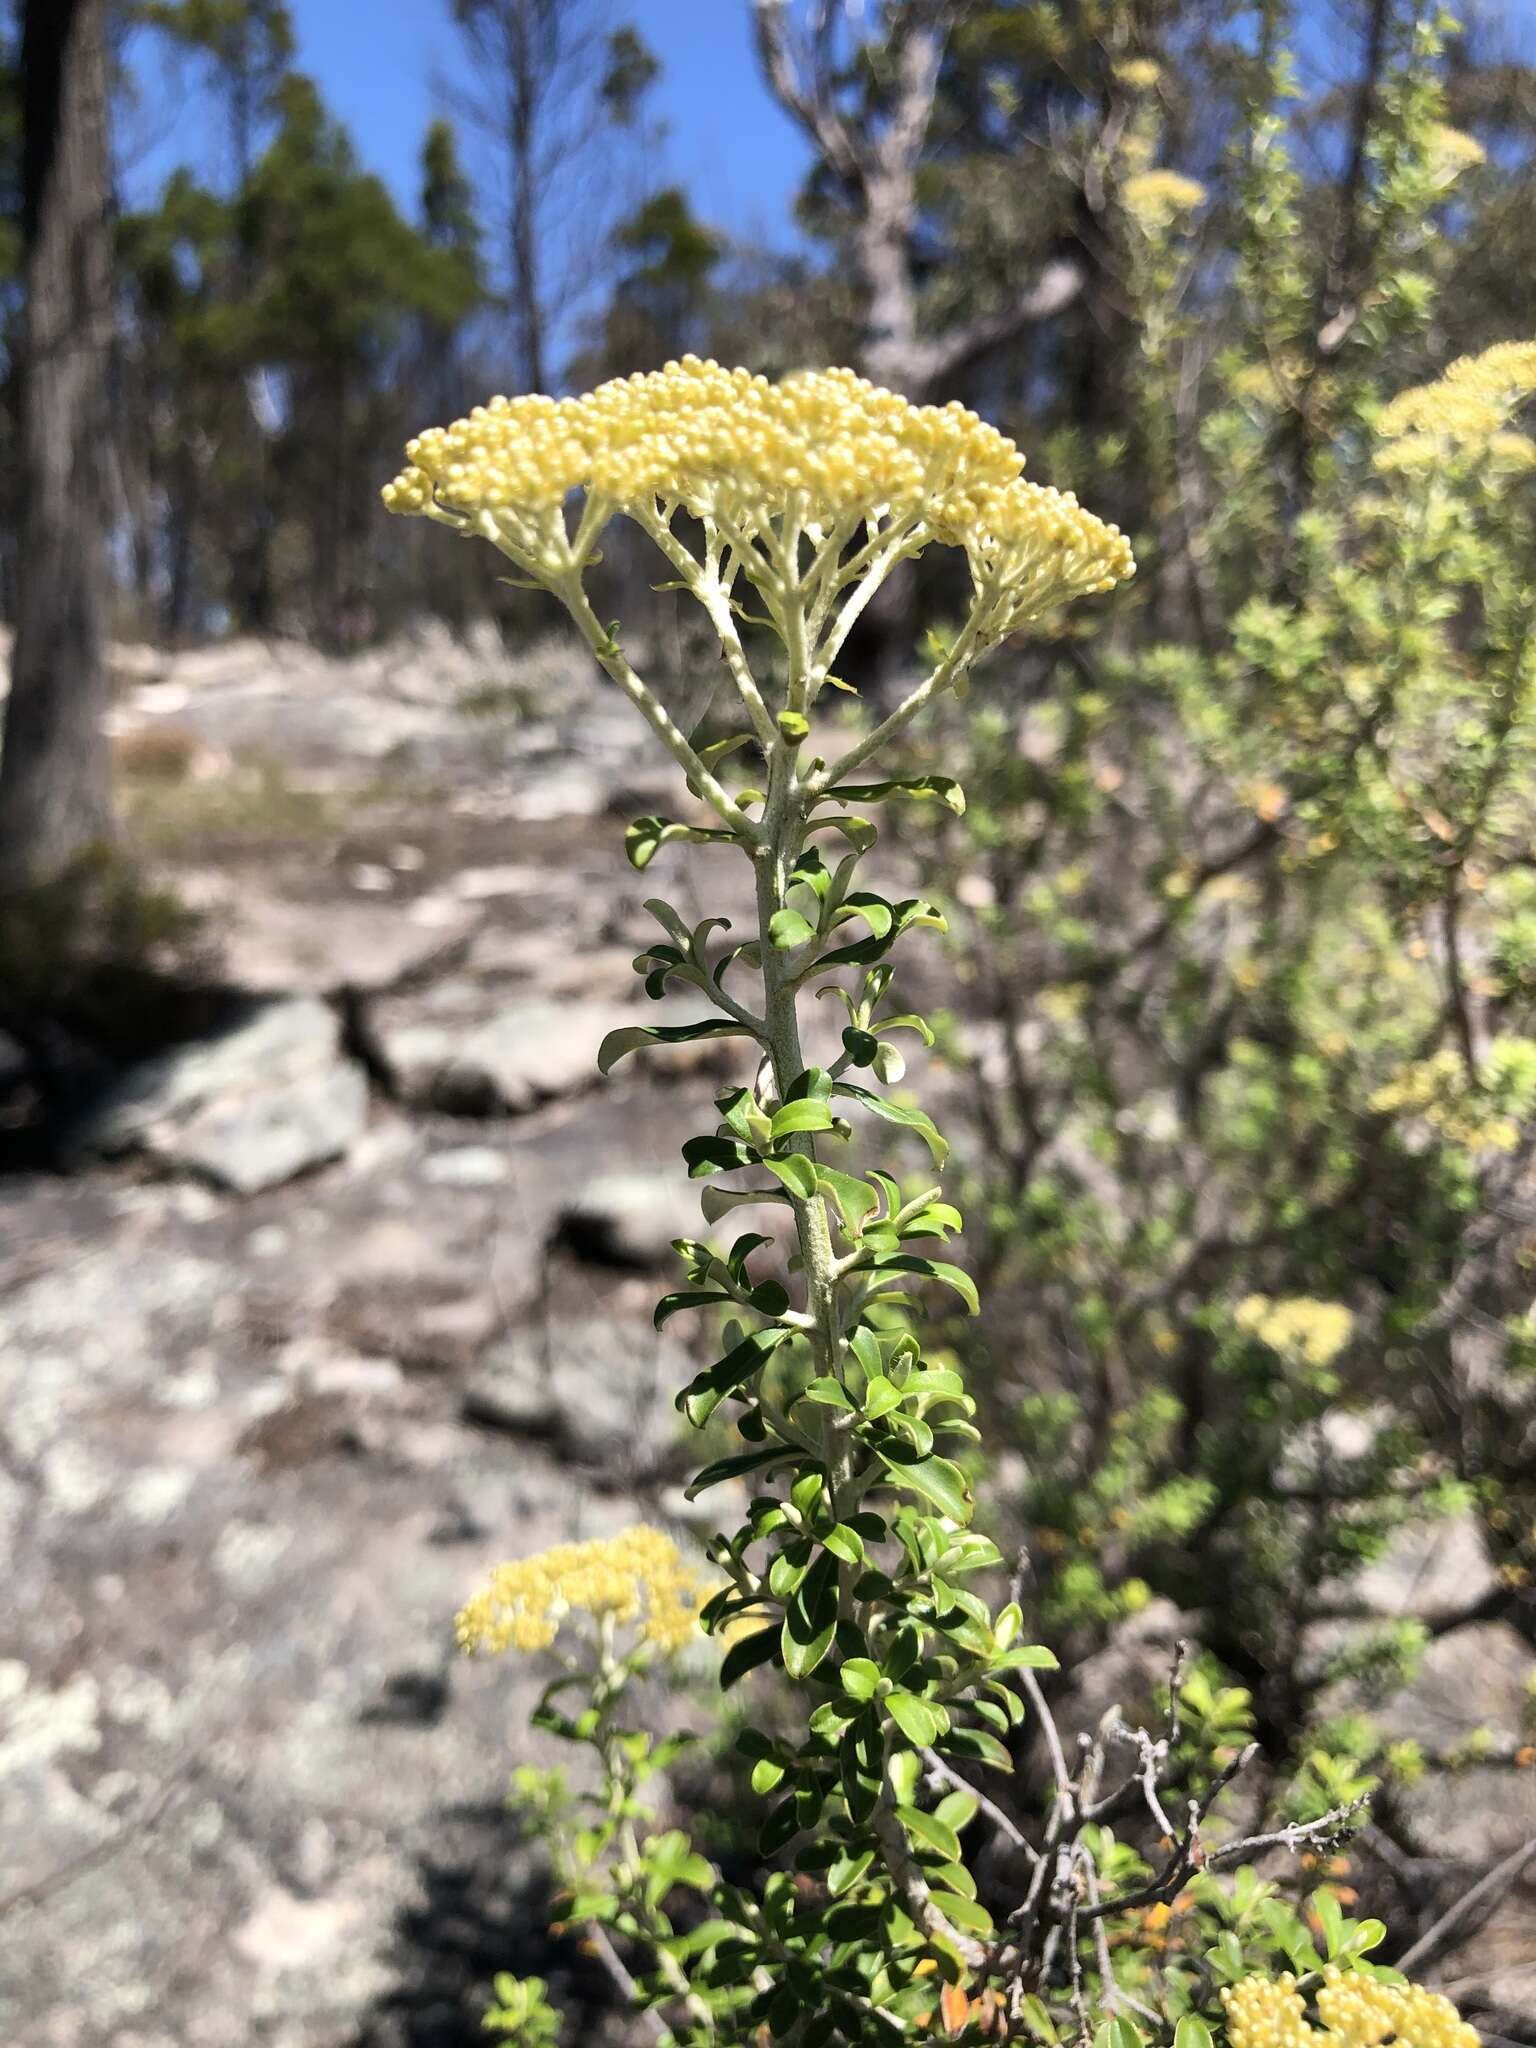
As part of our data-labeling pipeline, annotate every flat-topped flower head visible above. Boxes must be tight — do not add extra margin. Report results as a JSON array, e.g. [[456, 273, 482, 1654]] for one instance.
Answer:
[[1375, 384, 1504, 442], [1122, 168, 1208, 227], [1441, 338, 1536, 404], [1427, 123, 1486, 182], [1375, 338, 1536, 475], [456, 1526, 707, 1658], [386, 357, 1022, 535], [382, 357, 1132, 659], [1223, 1970, 1479, 2048]]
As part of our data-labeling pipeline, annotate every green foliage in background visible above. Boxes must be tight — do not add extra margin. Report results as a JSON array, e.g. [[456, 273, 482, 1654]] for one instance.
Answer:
[[892, 3, 1536, 1839]]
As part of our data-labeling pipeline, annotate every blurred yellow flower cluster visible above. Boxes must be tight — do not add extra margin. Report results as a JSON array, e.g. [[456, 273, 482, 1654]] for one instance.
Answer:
[[1114, 57, 1163, 91], [1426, 124, 1486, 181], [1235, 1295, 1355, 1369], [456, 1526, 707, 1658], [1223, 1969, 1479, 2048], [1375, 338, 1536, 474], [381, 357, 1132, 628], [1121, 169, 1208, 227], [1370, 1050, 1521, 1152]]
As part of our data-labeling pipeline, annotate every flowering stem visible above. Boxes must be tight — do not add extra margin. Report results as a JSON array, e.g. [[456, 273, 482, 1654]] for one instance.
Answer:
[[803, 604, 987, 796], [755, 724, 847, 1487], [555, 573, 761, 838]]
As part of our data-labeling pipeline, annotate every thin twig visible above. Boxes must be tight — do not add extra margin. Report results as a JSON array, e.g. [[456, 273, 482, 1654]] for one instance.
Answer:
[[584, 1923, 669, 2044], [1395, 1838, 1536, 1976], [922, 1747, 1040, 1864]]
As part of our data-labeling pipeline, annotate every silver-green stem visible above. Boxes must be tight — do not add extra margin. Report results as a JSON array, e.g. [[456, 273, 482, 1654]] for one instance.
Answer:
[[753, 730, 853, 1524]]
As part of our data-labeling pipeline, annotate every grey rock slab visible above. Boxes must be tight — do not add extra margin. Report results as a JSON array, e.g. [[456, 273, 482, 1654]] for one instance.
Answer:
[[375, 993, 740, 1117], [0, 1176, 672, 2047], [170, 1059, 370, 1195], [1372, 1619, 1536, 1752], [66, 996, 372, 1194], [1340, 1511, 1497, 1624], [464, 1313, 689, 1473], [554, 1168, 705, 1270], [75, 996, 342, 1151], [421, 1144, 512, 1187], [212, 889, 482, 996]]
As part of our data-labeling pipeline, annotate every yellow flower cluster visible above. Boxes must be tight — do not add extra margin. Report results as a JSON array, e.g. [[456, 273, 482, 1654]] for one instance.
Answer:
[[1443, 339, 1536, 403], [1235, 1295, 1355, 1369], [456, 1526, 707, 1658], [1223, 1970, 1479, 2048], [382, 357, 1133, 626], [1375, 385, 1504, 441], [1375, 339, 1536, 474], [1114, 57, 1163, 90], [1121, 169, 1208, 226], [936, 478, 1135, 637], [1370, 1050, 1521, 1151], [1426, 124, 1486, 180]]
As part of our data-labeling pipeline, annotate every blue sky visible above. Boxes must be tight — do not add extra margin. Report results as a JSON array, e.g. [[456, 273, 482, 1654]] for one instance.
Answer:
[[127, 0, 814, 248]]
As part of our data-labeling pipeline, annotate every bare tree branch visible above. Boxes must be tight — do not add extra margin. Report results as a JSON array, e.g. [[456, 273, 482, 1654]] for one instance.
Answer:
[[1395, 1838, 1536, 1978]]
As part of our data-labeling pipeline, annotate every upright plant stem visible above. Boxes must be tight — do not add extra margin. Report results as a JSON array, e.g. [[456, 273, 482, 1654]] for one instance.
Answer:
[[754, 730, 850, 1519]]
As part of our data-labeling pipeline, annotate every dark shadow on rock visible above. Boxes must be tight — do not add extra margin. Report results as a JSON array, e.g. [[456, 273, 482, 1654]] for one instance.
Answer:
[[347, 1801, 627, 2048], [359, 1669, 452, 1729]]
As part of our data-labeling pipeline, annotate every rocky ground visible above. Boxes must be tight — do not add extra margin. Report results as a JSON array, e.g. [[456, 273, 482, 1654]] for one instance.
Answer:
[[2, 626, 1534, 2043], [0, 626, 769, 2047]]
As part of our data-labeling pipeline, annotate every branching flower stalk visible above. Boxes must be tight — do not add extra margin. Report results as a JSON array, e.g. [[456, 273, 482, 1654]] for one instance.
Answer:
[[387, 363, 1452, 2044]]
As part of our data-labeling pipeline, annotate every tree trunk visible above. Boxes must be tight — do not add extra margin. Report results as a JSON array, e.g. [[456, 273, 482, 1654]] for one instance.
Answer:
[[0, 0, 112, 886]]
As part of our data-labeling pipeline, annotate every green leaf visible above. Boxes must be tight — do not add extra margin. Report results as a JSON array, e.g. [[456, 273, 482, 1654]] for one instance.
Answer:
[[700, 1184, 790, 1223], [1175, 2020, 1216, 2048], [769, 907, 818, 949], [801, 1376, 855, 1410], [848, 1326, 885, 1378], [826, 1848, 875, 1897], [677, 1327, 792, 1429], [685, 1445, 796, 1498], [599, 1020, 754, 1076], [782, 1548, 838, 1680], [873, 1448, 971, 1521], [697, 731, 756, 772], [887, 1693, 943, 1748], [872, 1042, 906, 1086], [807, 812, 878, 854], [770, 1098, 836, 1139], [865, 1253, 979, 1316], [895, 1804, 961, 1863], [939, 1726, 1013, 1770], [1096, 2019, 1143, 2048], [763, 1155, 818, 1200], [823, 1522, 866, 1565], [833, 1084, 949, 1165], [837, 892, 893, 939], [654, 1289, 728, 1328], [625, 816, 742, 870], [931, 1891, 994, 1936], [720, 1624, 781, 1689], [821, 775, 966, 815], [934, 1789, 979, 1833], [995, 1643, 1060, 1671], [683, 1134, 758, 1178], [840, 1658, 880, 1700], [863, 1375, 903, 1419], [816, 1166, 880, 1236], [887, 1749, 921, 1805]]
